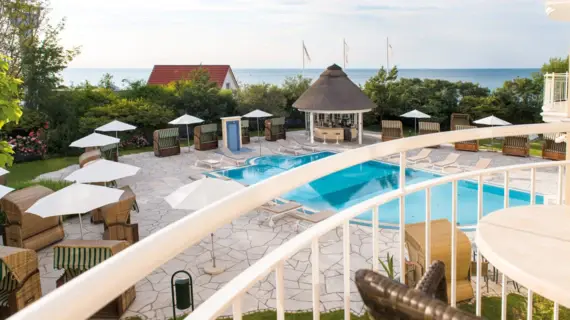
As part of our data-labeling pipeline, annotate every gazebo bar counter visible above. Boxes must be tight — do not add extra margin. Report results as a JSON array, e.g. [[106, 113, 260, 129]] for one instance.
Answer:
[[293, 64, 376, 145]]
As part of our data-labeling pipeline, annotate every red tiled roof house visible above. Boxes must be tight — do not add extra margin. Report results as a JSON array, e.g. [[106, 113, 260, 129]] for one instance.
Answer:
[[147, 65, 239, 90]]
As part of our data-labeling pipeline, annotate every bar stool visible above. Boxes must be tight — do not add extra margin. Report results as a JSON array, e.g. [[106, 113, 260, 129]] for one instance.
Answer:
[[322, 132, 328, 145], [335, 132, 341, 144]]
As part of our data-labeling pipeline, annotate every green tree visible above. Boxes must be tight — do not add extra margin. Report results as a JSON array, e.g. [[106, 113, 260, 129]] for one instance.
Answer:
[[541, 56, 569, 74], [281, 74, 311, 126], [98, 73, 116, 90], [363, 66, 399, 125], [236, 83, 287, 117], [493, 77, 542, 124], [0, 55, 23, 167]]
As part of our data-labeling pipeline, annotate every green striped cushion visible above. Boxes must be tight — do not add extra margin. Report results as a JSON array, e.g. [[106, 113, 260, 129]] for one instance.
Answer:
[[0, 262, 16, 291], [158, 128, 179, 139], [0, 290, 10, 307], [53, 246, 112, 271]]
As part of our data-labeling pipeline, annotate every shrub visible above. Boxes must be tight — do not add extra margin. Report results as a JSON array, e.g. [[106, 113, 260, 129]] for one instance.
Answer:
[[8, 128, 48, 160], [120, 134, 149, 148]]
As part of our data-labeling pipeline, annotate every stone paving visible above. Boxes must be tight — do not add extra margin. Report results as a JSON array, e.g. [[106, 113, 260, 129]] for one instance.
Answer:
[[29, 131, 558, 319]]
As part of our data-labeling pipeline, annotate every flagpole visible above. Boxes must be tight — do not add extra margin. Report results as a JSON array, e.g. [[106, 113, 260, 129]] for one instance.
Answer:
[[343, 38, 346, 69], [386, 37, 390, 70], [302, 40, 305, 76]]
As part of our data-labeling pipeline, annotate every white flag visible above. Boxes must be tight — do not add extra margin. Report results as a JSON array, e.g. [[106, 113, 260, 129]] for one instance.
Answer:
[[303, 41, 311, 63], [344, 39, 349, 65], [388, 44, 393, 63]]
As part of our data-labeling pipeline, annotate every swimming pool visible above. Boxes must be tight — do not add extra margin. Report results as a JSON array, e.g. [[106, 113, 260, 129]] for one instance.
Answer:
[[216, 152, 543, 226]]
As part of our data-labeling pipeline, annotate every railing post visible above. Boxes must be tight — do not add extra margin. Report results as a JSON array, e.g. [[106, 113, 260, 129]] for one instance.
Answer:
[[372, 207, 379, 272], [425, 188, 431, 269], [566, 71, 569, 117], [476, 175, 483, 317], [233, 296, 242, 320], [343, 221, 351, 319], [551, 72, 555, 107], [311, 238, 320, 320], [565, 139, 570, 205], [276, 262, 285, 320], [451, 180, 457, 307], [398, 152, 406, 284]]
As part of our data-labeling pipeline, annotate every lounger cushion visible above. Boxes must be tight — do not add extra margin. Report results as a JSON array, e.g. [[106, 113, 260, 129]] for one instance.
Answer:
[[295, 210, 335, 223], [264, 202, 302, 213]]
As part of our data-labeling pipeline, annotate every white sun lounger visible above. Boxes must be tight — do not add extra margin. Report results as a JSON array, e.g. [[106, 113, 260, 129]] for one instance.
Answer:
[[260, 201, 304, 227], [194, 152, 221, 169], [431, 153, 460, 171], [293, 209, 336, 231], [277, 140, 306, 155], [407, 149, 432, 164], [219, 147, 247, 166], [291, 137, 319, 152]]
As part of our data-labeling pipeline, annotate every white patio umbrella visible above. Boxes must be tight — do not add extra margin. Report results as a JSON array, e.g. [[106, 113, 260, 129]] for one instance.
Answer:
[[165, 178, 245, 274], [64, 159, 140, 184], [243, 109, 273, 155], [26, 183, 124, 239], [168, 114, 204, 151], [400, 109, 431, 134], [70, 133, 120, 149], [95, 120, 136, 158], [0, 168, 8, 177], [474, 115, 512, 149], [0, 185, 14, 199]]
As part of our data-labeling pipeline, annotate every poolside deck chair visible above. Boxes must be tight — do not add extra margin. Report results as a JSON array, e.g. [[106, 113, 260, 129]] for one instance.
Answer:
[[195, 152, 222, 169], [450, 113, 470, 131], [153, 128, 181, 157], [100, 143, 118, 162], [407, 149, 432, 165], [404, 219, 474, 303], [291, 137, 319, 152], [276, 140, 306, 155], [418, 121, 441, 148], [446, 158, 493, 176], [265, 117, 286, 141], [502, 135, 529, 157], [381, 120, 403, 142], [54, 240, 135, 318], [260, 201, 304, 227], [1, 186, 64, 251], [542, 133, 566, 161], [356, 261, 481, 320], [293, 209, 335, 231], [0, 246, 42, 318], [454, 125, 479, 152], [219, 147, 247, 166], [79, 149, 101, 168], [101, 186, 139, 245], [431, 153, 460, 171]]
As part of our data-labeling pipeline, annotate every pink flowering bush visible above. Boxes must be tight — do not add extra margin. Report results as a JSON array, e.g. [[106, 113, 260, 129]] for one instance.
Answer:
[[120, 134, 149, 148], [9, 129, 47, 158]]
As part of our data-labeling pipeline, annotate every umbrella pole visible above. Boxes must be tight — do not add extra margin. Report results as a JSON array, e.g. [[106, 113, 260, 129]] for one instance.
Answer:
[[116, 131, 119, 160], [211, 233, 216, 267], [78, 213, 84, 239], [258, 118, 261, 156], [204, 232, 224, 275], [186, 124, 190, 152]]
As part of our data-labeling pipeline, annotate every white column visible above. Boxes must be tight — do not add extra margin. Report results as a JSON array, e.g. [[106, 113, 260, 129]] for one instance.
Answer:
[[309, 112, 314, 144], [358, 112, 363, 145]]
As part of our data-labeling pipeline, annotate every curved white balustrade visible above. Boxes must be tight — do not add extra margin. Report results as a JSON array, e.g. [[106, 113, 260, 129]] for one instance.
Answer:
[[10, 122, 570, 320]]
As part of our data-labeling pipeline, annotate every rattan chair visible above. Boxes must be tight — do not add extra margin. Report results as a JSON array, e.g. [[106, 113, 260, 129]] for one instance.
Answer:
[[153, 128, 181, 157], [418, 122, 441, 148], [356, 261, 481, 320], [405, 219, 474, 303], [265, 117, 286, 141], [502, 135, 529, 157], [381, 120, 403, 141], [450, 113, 470, 131], [54, 240, 135, 319], [101, 186, 139, 244], [1, 186, 64, 251], [454, 125, 479, 152], [542, 133, 566, 160], [0, 246, 42, 318], [79, 149, 101, 168], [194, 124, 219, 151]]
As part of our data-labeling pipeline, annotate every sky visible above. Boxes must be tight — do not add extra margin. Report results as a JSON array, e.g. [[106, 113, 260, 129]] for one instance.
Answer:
[[49, 0, 570, 69]]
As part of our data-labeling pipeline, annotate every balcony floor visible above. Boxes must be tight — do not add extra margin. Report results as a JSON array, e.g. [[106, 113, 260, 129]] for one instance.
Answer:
[[29, 131, 559, 319]]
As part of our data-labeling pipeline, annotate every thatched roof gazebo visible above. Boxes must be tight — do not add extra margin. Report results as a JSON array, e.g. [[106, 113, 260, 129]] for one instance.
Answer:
[[293, 64, 376, 145]]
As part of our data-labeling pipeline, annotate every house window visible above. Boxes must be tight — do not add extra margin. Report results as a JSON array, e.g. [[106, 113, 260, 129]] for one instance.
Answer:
[[225, 83, 230, 89]]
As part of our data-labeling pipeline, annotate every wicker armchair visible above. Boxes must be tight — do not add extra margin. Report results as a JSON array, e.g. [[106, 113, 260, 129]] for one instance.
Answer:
[[454, 125, 479, 152], [194, 124, 219, 151], [381, 120, 403, 141], [79, 149, 101, 168], [1, 186, 64, 251], [153, 128, 181, 157], [54, 240, 136, 318], [356, 261, 481, 320], [542, 133, 566, 161], [265, 117, 286, 141], [101, 186, 139, 245], [0, 246, 42, 318]]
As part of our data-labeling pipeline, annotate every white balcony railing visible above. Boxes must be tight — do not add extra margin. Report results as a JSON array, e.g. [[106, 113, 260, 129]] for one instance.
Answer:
[[9, 122, 570, 320], [543, 72, 569, 114]]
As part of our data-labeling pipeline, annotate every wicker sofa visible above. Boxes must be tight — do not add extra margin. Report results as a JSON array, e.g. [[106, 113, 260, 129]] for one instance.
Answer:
[[241, 119, 250, 144], [153, 128, 181, 157], [1, 186, 64, 251], [101, 186, 139, 245], [0, 246, 42, 318], [54, 240, 135, 319], [265, 117, 286, 141], [194, 124, 219, 151], [454, 125, 479, 152], [502, 135, 529, 157], [381, 120, 403, 142], [542, 133, 566, 160]]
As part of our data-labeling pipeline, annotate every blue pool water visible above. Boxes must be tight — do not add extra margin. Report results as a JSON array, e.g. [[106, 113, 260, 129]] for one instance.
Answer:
[[217, 152, 543, 226]]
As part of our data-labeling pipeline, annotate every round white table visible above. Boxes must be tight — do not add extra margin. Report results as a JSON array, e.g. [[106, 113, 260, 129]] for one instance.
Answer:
[[476, 205, 570, 308]]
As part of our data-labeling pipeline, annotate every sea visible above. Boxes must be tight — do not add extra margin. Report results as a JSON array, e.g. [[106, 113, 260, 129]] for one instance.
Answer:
[[61, 68, 540, 90]]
